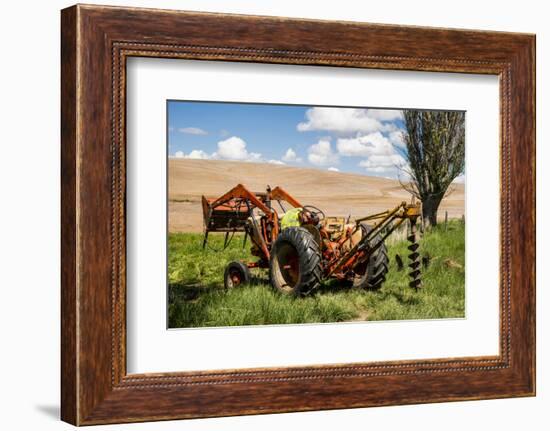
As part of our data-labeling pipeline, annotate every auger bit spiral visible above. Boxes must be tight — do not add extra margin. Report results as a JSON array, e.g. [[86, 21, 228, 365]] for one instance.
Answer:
[[408, 218, 421, 290]]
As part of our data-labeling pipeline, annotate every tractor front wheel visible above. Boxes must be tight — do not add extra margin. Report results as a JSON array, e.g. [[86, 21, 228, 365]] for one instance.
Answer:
[[269, 227, 322, 296], [224, 261, 251, 289]]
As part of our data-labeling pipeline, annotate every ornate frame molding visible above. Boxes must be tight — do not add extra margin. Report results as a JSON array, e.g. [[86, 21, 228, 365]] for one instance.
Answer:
[[61, 5, 534, 425]]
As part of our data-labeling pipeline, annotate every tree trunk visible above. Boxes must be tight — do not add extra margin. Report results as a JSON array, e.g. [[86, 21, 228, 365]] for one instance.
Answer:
[[422, 194, 444, 227]]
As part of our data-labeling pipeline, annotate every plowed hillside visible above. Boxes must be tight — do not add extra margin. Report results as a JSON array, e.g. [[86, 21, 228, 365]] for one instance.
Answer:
[[168, 159, 464, 232]]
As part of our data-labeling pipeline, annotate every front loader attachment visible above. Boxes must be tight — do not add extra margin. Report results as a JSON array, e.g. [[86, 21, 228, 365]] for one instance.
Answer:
[[201, 193, 251, 250], [201, 184, 274, 243], [201, 184, 303, 254], [201, 195, 250, 233]]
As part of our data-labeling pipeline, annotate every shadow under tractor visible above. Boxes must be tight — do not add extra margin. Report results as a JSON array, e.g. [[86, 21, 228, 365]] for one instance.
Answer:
[[202, 184, 422, 296]]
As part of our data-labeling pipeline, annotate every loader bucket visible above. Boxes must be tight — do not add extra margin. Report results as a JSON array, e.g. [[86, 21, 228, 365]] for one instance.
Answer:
[[202, 195, 250, 233]]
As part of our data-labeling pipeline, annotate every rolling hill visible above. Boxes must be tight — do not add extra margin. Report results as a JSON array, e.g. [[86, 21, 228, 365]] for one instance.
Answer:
[[168, 159, 465, 232]]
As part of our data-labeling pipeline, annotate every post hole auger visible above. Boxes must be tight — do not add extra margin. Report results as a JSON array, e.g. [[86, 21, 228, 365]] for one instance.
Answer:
[[201, 184, 423, 295], [408, 217, 421, 289], [326, 201, 422, 290]]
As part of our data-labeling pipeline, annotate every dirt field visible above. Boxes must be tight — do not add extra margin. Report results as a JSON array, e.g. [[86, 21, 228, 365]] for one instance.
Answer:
[[168, 159, 465, 233]]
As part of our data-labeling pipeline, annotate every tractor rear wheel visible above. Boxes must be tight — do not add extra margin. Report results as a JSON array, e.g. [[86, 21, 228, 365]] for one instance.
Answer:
[[270, 227, 322, 296], [352, 224, 389, 291], [224, 261, 251, 289]]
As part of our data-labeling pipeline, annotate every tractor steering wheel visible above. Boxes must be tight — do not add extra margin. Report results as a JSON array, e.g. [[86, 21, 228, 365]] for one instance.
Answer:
[[303, 205, 325, 223]]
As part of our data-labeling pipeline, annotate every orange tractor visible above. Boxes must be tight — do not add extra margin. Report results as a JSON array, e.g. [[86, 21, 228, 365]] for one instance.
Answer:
[[202, 184, 422, 296]]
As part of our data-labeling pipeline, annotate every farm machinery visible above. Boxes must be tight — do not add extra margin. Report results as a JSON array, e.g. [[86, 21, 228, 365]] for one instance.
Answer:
[[202, 184, 422, 296]]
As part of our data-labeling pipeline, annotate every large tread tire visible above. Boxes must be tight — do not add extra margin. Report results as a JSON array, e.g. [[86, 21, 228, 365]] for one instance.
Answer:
[[270, 227, 322, 296], [352, 224, 389, 291]]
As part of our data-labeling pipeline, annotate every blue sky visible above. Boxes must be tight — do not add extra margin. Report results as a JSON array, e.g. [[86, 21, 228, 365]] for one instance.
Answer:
[[167, 100, 409, 178]]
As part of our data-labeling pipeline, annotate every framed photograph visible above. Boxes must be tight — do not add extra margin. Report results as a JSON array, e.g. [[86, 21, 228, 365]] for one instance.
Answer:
[[61, 4, 535, 425]]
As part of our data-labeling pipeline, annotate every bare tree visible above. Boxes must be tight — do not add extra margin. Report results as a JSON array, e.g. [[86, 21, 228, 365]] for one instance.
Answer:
[[399, 110, 465, 226]]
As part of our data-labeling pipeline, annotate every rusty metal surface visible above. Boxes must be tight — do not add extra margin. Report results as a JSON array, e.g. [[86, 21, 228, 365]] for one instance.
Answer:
[[201, 184, 423, 290]]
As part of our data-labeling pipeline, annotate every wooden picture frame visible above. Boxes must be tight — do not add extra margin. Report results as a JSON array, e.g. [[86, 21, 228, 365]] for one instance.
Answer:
[[61, 4, 535, 425]]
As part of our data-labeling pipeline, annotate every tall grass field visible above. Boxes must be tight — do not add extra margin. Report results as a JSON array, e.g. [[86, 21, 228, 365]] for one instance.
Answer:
[[168, 221, 465, 328]]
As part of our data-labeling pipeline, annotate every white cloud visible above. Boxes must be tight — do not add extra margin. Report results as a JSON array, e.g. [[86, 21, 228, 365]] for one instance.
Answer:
[[172, 136, 262, 162], [327, 167, 340, 172], [214, 136, 261, 161], [307, 138, 339, 166], [297, 107, 401, 135], [298, 108, 380, 134], [296, 107, 409, 178], [170, 149, 210, 159], [186, 149, 211, 159], [367, 109, 403, 122], [178, 127, 208, 135], [337, 132, 395, 158], [453, 174, 466, 184], [359, 154, 406, 170], [388, 130, 405, 148], [335, 132, 407, 176], [358, 154, 408, 177], [267, 159, 286, 165], [282, 148, 302, 163]]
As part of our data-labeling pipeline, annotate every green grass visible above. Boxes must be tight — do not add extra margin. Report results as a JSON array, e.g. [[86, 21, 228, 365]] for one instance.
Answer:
[[168, 220, 465, 328]]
